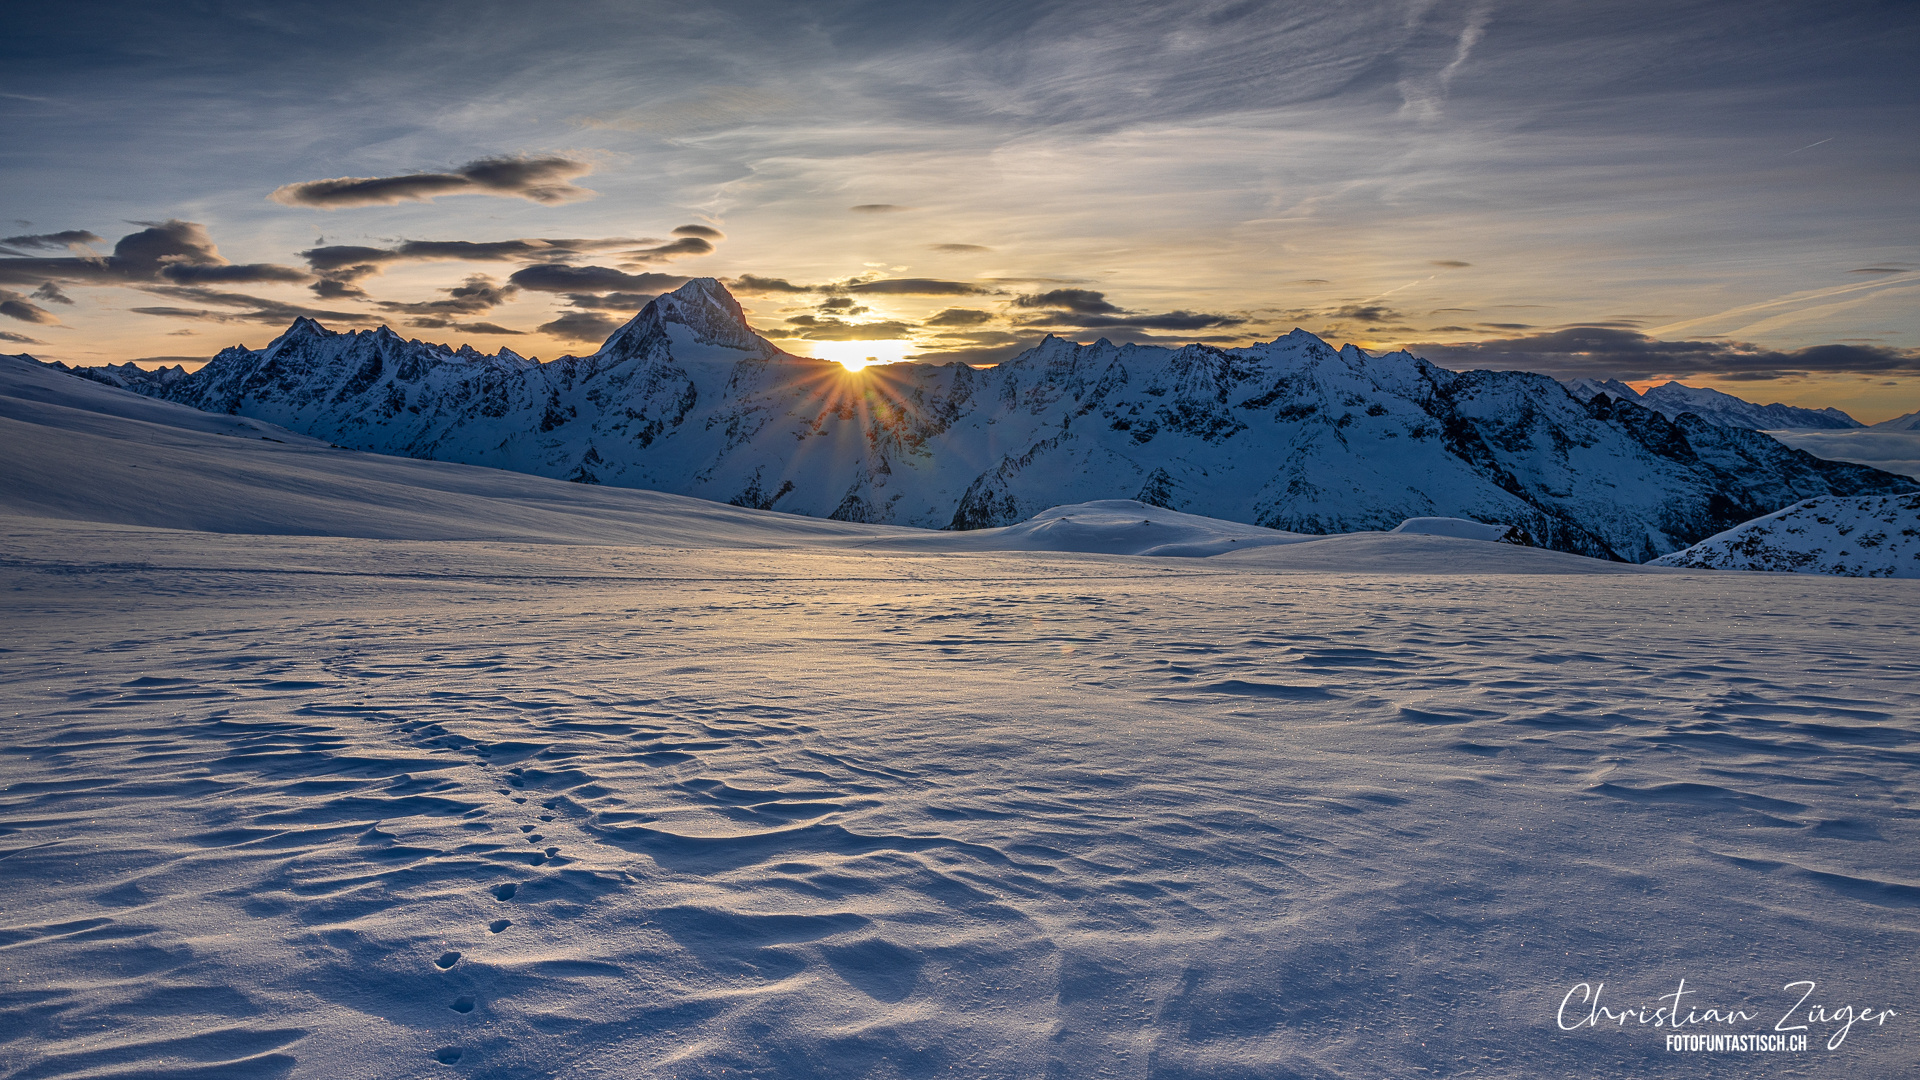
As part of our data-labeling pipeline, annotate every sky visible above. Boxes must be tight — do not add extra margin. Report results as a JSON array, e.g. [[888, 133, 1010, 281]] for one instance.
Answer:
[[3, 0, 1917, 420]]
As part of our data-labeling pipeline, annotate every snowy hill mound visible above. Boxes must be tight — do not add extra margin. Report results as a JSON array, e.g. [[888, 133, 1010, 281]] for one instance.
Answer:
[[1651, 493, 1920, 577], [1562, 377, 1864, 430], [66, 281, 1914, 561], [1389, 516, 1525, 542], [863, 499, 1312, 556]]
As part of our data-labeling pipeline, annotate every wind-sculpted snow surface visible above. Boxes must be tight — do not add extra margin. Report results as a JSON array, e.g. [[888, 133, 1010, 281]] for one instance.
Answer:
[[67, 279, 1912, 562], [4, 526, 1916, 1079], [1652, 493, 1920, 577], [2, 369, 1916, 1078]]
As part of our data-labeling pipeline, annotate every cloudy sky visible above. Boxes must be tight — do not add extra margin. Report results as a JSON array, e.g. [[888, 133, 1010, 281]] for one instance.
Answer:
[[4, 0, 1917, 418]]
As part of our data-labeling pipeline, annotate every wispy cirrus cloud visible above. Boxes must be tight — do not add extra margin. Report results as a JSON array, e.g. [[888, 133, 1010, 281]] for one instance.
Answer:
[[270, 155, 597, 208]]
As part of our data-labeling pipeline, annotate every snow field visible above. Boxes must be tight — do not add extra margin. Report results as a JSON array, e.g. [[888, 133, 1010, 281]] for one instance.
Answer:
[[2, 521, 1915, 1078]]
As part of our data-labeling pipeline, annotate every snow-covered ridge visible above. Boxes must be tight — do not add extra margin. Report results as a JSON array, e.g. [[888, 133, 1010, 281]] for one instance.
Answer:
[[1873, 408, 1920, 432], [1561, 377, 1864, 430], [0, 352, 1624, 576], [47, 280, 1916, 562], [1652, 493, 1920, 577]]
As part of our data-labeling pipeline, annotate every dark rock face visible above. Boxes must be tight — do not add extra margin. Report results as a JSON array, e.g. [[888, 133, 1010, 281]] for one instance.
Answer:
[[84, 280, 1915, 561]]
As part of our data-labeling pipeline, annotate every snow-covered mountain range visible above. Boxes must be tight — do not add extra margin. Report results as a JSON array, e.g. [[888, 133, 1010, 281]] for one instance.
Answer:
[[1873, 408, 1920, 431], [1652, 492, 1920, 577], [54, 278, 1914, 561], [1561, 377, 1865, 429]]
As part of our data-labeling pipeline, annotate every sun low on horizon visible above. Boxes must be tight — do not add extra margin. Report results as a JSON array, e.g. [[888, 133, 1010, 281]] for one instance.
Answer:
[[791, 339, 916, 372]]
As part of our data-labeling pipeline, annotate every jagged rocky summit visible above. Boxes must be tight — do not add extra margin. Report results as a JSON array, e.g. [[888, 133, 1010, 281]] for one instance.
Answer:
[[1652, 493, 1920, 577], [70, 279, 1915, 561]]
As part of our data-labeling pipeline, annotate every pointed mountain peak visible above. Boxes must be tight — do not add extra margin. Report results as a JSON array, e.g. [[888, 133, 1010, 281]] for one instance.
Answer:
[[266, 315, 334, 354], [597, 277, 766, 357]]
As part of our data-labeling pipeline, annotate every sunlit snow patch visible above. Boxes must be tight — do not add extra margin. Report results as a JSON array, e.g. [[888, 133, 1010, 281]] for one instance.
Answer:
[[865, 499, 1315, 557], [1388, 516, 1526, 543], [865, 502, 1535, 559]]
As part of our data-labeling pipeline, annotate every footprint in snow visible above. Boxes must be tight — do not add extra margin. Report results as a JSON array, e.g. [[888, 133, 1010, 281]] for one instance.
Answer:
[[450, 996, 475, 1013], [489, 919, 511, 933], [491, 883, 517, 901], [435, 951, 461, 969], [434, 1047, 462, 1065]]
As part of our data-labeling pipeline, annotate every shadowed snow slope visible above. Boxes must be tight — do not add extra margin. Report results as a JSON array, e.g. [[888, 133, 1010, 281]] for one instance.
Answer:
[[2, 344, 1916, 1080], [1652, 493, 1920, 577]]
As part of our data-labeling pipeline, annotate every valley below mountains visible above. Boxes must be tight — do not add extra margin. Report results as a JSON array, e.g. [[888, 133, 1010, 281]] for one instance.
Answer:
[[69, 278, 1915, 562]]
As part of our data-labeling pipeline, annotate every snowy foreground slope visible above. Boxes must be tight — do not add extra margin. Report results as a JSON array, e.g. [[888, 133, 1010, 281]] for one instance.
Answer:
[[3, 358, 1917, 1078], [1653, 493, 1920, 577], [54, 279, 1913, 562]]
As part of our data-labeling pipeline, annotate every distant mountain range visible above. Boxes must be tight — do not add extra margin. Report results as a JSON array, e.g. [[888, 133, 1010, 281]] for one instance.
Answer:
[[1560, 378, 1865, 430], [46, 278, 1916, 561], [1872, 408, 1920, 432]]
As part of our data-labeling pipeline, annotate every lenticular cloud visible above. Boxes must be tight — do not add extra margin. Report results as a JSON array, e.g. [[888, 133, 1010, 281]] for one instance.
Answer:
[[270, 155, 597, 208]]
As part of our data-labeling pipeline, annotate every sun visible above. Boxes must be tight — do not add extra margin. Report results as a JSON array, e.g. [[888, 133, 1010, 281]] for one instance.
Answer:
[[795, 339, 915, 372]]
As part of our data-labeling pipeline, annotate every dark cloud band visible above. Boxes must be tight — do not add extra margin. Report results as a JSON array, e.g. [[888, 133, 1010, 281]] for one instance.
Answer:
[[1014, 289, 1123, 315], [270, 155, 596, 208], [0, 220, 309, 288], [508, 266, 690, 293], [0, 230, 103, 252], [845, 278, 994, 296], [0, 289, 59, 324], [1401, 326, 1920, 380]]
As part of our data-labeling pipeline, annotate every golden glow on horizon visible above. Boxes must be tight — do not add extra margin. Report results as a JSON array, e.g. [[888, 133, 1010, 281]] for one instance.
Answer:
[[793, 339, 915, 371]]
